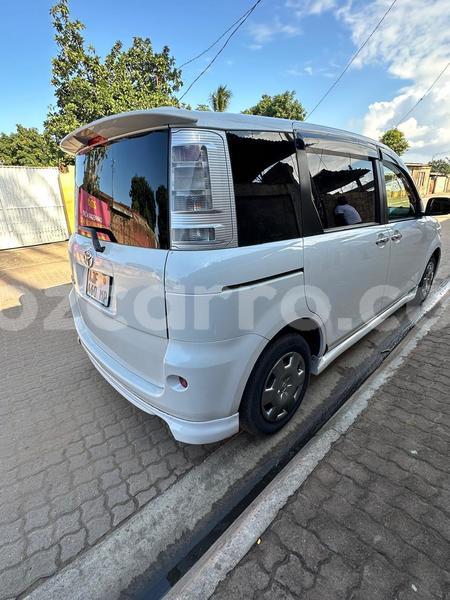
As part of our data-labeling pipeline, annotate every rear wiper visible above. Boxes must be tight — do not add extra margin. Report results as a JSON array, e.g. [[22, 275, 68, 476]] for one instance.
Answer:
[[80, 226, 117, 253]]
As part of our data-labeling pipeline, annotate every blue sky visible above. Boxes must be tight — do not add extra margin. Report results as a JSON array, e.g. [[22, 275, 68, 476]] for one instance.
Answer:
[[1, 0, 449, 162]]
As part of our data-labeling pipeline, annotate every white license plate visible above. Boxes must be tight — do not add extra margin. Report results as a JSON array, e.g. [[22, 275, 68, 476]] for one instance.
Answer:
[[86, 269, 112, 307]]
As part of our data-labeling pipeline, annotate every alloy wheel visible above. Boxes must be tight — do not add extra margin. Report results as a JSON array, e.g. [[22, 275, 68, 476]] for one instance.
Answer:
[[261, 351, 306, 422], [420, 260, 435, 301]]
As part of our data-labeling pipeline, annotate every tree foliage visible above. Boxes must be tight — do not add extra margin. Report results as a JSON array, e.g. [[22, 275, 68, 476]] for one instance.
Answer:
[[0, 125, 58, 166], [429, 158, 450, 175], [209, 85, 232, 112], [130, 175, 156, 230], [45, 0, 182, 162], [195, 104, 211, 112], [379, 128, 409, 156], [243, 91, 305, 121]]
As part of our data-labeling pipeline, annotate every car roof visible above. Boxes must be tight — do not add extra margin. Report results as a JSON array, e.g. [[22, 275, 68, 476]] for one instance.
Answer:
[[60, 106, 385, 155]]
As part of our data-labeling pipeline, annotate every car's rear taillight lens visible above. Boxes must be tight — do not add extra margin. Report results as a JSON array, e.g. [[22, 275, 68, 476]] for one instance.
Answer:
[[170, 129, 237, 250], [172, 144, 212, 213], [172, 227, 216, 243]]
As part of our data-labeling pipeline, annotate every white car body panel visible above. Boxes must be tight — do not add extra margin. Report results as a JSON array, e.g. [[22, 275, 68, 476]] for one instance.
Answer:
[[302, 224, 392, 348], [165, 238, 322, 344], [70, 235, 168, 338], [386, 217, 440, 301], [70, 288, 264, 442]]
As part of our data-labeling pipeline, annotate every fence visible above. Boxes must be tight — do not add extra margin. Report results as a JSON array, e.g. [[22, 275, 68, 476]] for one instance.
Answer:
[[0, 166, 71, 250]]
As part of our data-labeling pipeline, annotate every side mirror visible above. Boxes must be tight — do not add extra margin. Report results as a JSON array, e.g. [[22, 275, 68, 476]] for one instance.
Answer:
[[425, 197, 450, 216]]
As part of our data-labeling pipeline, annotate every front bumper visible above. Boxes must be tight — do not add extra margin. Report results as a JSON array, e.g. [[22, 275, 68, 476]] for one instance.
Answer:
[[70, 290, 266, 444]]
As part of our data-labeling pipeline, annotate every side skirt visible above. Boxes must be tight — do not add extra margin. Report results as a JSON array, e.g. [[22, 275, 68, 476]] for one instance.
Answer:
[[311, 289, 416, 375]]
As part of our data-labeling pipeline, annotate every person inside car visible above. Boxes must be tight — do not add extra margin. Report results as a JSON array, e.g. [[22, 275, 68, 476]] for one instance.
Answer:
[[335, 195, 362, 226]]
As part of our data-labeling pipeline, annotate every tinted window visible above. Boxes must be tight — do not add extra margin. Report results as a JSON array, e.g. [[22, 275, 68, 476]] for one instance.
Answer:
[[227, 131, 300, 246], [383, 163, 417, 220], [76, 130, 169, 249], [306, 151, 378, 229]]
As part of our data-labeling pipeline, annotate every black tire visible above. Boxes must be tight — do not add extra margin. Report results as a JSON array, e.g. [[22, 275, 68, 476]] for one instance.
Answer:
[[240, 333, 311, 435], [413, 256, 436, 304]]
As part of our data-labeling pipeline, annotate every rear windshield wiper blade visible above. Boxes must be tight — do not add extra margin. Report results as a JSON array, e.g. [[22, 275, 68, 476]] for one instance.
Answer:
[[80, 226, 117, 252]]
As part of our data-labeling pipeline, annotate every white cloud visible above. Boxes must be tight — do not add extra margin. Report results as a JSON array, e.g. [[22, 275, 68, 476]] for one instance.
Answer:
[[296, 0, 450, 162], [247, 17, 300, 45], [286, 0, 338, 17], [287, 65, 314, 76], [397, 118, 430, 141], [286, 63, 337, 78]]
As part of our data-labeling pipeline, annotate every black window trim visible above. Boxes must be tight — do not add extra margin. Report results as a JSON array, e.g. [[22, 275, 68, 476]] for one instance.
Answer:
[[295, 131, 384, 236], [381, 157, 422, 223]]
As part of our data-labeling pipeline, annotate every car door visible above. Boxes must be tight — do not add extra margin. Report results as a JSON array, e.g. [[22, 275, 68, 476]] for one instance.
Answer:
[[381, 158, 429, 301], [296, 131, 391, 348]]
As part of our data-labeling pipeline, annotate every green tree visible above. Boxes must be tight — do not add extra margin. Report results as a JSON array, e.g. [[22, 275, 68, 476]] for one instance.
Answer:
[[129, 175, 156, 230], [429, 158, 450, 175], [195, 104, 211, 111], [156, 184, 169, 248], [0, 125, 58, 166], [243, 91, 305, 120], [45, 0, 182, 162], [209, 84, 232, 112], [379, 128, 409, 156]]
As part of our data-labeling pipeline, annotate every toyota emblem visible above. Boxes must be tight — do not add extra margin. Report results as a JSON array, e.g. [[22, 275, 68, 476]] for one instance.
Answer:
[[83, 248, 95, 269]]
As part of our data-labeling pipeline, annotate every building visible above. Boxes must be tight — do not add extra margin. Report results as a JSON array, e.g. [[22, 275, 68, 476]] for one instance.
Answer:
[[406, 162, 450, 198]]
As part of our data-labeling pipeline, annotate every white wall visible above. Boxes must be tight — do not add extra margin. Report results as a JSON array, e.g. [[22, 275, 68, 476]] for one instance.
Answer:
[[0, 166, 69, 250]]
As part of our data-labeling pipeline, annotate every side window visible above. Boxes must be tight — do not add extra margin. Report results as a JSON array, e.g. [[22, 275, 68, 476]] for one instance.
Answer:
[[383, 163, 418, 220], [226, 131, 300, 246], [306, 151, 378, 230]]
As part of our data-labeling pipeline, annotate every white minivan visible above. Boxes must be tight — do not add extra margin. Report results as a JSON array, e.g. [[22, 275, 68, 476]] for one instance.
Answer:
[[63, 108, 447, 444]]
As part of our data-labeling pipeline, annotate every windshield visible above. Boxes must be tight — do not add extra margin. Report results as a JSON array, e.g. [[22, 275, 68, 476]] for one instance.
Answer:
[[75, 130, 169, 249]]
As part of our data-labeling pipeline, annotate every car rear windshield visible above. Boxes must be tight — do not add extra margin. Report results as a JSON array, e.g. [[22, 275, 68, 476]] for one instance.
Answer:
[[75, 130, 169, 249]]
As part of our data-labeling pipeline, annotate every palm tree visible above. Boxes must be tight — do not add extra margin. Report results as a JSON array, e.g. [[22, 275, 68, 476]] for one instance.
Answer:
[[209, 85, 232, 112]]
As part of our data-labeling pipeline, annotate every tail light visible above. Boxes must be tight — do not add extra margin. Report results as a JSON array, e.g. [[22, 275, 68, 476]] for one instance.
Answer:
[[170, 129, 237, 249]]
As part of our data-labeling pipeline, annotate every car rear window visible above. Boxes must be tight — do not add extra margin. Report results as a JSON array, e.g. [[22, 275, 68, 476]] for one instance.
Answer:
[[75, 130, 169, 249]]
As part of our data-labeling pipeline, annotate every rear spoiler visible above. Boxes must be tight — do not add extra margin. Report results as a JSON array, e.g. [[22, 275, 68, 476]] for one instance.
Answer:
[[60, 107, 198, 155]]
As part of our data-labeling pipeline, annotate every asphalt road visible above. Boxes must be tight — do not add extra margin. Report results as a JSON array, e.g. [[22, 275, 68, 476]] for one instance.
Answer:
[[0, 218, 449, 600]]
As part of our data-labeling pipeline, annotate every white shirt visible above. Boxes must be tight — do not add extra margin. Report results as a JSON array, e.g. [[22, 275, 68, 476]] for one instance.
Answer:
[[335, 204, 362, 225]]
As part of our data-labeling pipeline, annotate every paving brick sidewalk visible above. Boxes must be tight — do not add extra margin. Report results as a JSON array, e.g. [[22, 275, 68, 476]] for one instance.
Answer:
[[0, 242, 70, 310], [212, 308, 450, 600], [0, 247, 219, 600]]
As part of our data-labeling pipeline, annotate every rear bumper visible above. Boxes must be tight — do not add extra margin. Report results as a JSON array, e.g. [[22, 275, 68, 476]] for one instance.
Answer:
[[82, 339, 239, 444], [70, 289, 265, 444]]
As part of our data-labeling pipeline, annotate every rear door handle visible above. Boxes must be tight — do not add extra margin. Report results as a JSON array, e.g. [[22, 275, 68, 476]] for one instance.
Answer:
[[391, 230, 403, 242], [376, 235, 390, 246]]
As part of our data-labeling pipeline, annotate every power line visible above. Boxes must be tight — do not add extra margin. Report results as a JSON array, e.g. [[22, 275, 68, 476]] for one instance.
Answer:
[[179, 5, 255, 69], [305, 0, 399, 121], [179, 0, 263, 102], [395, 62, 450, 127]]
